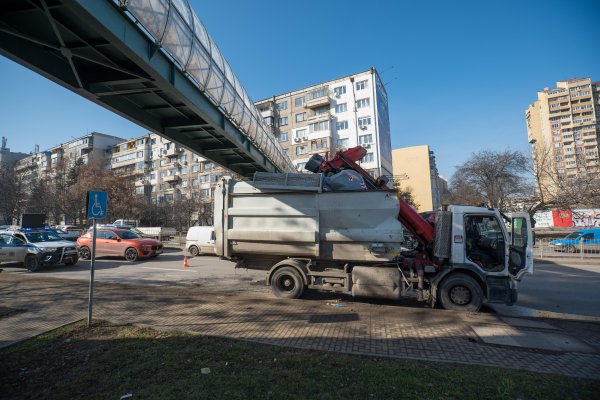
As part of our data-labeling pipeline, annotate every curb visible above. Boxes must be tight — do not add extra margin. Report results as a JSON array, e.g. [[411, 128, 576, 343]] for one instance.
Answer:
[[534, 257, 600, 266]]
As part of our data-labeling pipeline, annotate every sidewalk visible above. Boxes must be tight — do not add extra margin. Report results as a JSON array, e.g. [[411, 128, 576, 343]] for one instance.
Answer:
[[1, 274, 599, 380]]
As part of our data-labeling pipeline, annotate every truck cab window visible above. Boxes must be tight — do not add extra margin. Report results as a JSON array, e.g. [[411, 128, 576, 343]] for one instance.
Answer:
[[464, 215, 505, 272]]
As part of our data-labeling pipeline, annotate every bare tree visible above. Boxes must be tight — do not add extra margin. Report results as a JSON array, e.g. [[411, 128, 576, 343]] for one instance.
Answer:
[[0, 162, 26, 224], [448, 150, 530, 211], [528, 142, 600, 212], [391, 175, 419, 210]]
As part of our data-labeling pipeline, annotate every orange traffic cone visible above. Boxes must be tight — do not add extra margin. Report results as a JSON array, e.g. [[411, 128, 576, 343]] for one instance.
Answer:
[[182, 255, 189, 269]]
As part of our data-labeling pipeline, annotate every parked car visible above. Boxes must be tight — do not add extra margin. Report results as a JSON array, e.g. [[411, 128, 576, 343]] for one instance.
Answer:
[[0, 232, 45, 272], [77, 228, 163, 261], [549, 229, 600, 253], [51, 228, 80, 242], [186, 226, 215, 256], [0, 228, 79, 267]]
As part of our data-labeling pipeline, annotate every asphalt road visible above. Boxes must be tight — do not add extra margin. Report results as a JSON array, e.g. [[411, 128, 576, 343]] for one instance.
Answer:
[[0, 248, 268, 294], [513, 261, 600, 318], [2, 251, 598, 318]]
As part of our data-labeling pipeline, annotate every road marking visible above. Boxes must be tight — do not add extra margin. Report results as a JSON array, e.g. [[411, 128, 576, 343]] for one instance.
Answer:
[[140, 267, 198, 273], [539, 269, 600, 278]]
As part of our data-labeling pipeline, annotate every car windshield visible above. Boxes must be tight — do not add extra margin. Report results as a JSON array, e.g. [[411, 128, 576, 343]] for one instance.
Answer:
[[24, 231, 62, 242], [564, 232, 582, 239], [119, 230, 142, 239]]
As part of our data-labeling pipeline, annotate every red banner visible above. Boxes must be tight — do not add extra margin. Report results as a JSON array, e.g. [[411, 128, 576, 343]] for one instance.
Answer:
[[552, 210, 573, 227]]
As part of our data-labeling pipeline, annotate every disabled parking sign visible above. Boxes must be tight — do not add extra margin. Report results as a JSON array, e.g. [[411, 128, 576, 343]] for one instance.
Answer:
[[87, 191, 107, 220]]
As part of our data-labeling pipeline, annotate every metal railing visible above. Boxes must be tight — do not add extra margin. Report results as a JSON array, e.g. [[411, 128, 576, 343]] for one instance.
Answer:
[[534, 238, 600, 260]]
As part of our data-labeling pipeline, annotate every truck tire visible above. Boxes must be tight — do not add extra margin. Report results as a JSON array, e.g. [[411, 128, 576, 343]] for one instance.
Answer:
[[271, 266, 305, 299], [24, 255, 42, 272], [438, 273, 483, 312], [79, 246, 91, 260], [188, 245, 200, 256]]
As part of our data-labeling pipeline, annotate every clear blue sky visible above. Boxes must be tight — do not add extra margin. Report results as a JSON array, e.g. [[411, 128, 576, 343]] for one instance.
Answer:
[[1, 0, 599, 178]]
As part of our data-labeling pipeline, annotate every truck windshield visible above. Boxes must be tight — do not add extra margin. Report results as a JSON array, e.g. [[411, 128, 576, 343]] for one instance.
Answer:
[[119, 231, 142, 239], [24, 231, 62, 242]]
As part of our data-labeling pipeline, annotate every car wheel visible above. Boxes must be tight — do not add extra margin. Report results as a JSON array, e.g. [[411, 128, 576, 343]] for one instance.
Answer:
[[438, 273, 483, 312], [124, 247, 138, 262], [79, 246, 91, 260], [188, 245, 200, 256], [64, 257, 78, 266], [24, 255, 42, 272], [270, 266, 305, 299], [566, 245, 577, 253]]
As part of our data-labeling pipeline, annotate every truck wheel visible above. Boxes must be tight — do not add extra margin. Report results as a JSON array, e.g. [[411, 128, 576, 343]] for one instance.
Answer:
[[271, 266, 305, 299], [438, 273, 483, 312], [124, 247, 138, 262], [188, 245, 200, 256], [24, 255, 42, 272], [79, 246, 91, 260]]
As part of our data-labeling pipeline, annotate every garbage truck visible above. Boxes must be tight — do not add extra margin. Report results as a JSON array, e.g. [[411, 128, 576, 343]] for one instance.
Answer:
[[214, 146, 533, 311]]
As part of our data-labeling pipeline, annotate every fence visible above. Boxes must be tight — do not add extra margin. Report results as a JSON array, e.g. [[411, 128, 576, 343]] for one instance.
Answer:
[[534, 238, 600, 260]]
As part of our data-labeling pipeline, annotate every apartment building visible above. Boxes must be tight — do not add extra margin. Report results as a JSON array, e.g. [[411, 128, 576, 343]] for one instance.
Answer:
[[255, 68, 393, 178], [108, 133, 227, 204], [526, 78, 600, 198], [392, 145, 441, 213], [14, 132, 125, 185]]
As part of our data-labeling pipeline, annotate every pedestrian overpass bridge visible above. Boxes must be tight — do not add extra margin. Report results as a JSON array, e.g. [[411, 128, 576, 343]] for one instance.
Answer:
[[0, 0, 294, 176]]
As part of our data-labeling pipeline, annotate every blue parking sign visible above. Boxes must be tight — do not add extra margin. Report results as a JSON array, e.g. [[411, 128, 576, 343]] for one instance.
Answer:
[[87, 191, 107, 219]]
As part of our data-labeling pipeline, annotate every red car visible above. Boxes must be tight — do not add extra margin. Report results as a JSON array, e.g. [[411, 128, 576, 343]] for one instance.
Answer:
[[77, 228, 163, 261]]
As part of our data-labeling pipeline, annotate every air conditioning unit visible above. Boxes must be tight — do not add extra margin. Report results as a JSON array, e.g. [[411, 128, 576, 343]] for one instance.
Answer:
[[361, 143, 371, 149], [360, 125, 367, 130], [294, 137, 301, 143], [303, 136, 308, 141]]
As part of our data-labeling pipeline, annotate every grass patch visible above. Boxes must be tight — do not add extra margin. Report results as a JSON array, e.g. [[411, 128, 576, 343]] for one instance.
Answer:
[[0, 306, 25, 319], [0, 320, 596, 399]]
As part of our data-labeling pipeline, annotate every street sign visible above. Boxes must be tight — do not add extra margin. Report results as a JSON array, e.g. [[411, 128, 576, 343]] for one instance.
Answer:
[[87, 191, 107, 220]]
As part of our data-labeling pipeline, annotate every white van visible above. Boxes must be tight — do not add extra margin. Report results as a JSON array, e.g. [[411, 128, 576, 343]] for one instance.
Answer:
[[186, 226, 215, 256]]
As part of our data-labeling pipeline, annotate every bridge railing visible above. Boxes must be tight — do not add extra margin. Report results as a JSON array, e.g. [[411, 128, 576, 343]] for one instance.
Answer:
[[115, 0, 295, 173]]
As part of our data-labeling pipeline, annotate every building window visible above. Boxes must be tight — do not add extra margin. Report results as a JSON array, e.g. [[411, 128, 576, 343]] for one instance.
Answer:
[[336, 120, 348, 130], [136, 151, 143, 158], [169, 156, 177, 164], [278, 117, 288, 126], [159, 171, 167, 178], [295, 128, 307, 139], [313, 106, 328, 116], [205, 162, 214, 170], [201, 188, 211, 197], [356, 98, 370, 109], [296, 146, 308, 155], [136, 138, 145, 146], [279, 132, 288, 142], [333, 86, 346, 96], [181, 180, 188, 187], [311, 138, 328, 150], [192, 165, 199, 173], [362, 153, 374, 162], [150, 173, 156, 180], [294, 97, 305, 107], [335, 103, 347, 113], [356, 80, 368, 91], [135, 186, 145, 194], [276, 101, 288, 111], [295, 113, 306, 122], [337, 138, 349, 148], [309, 120, 329, 132], [136, 161, 144, 169], [181, 167, 188, 175], [296, 162, 306, 171], [192, 178, 199, 186], [358, 116, 372, 128], [359, 134, 373, 144]]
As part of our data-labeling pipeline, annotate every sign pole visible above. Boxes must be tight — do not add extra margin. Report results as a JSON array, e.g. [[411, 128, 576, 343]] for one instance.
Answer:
[[88, 217, 97, 328]]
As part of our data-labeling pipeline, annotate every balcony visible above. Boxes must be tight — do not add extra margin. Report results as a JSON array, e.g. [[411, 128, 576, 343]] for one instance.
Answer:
[[163, 174, 180, 183], [305, 87, 330, 108], [307, 110, 331, 122]]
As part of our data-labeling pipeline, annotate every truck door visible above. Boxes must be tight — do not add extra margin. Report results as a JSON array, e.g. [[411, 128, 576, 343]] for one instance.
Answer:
[[506, 213, 533, 281]]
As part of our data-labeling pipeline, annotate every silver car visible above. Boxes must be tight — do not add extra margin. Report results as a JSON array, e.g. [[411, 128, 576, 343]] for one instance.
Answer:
[[0, 232, 45, 272]]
